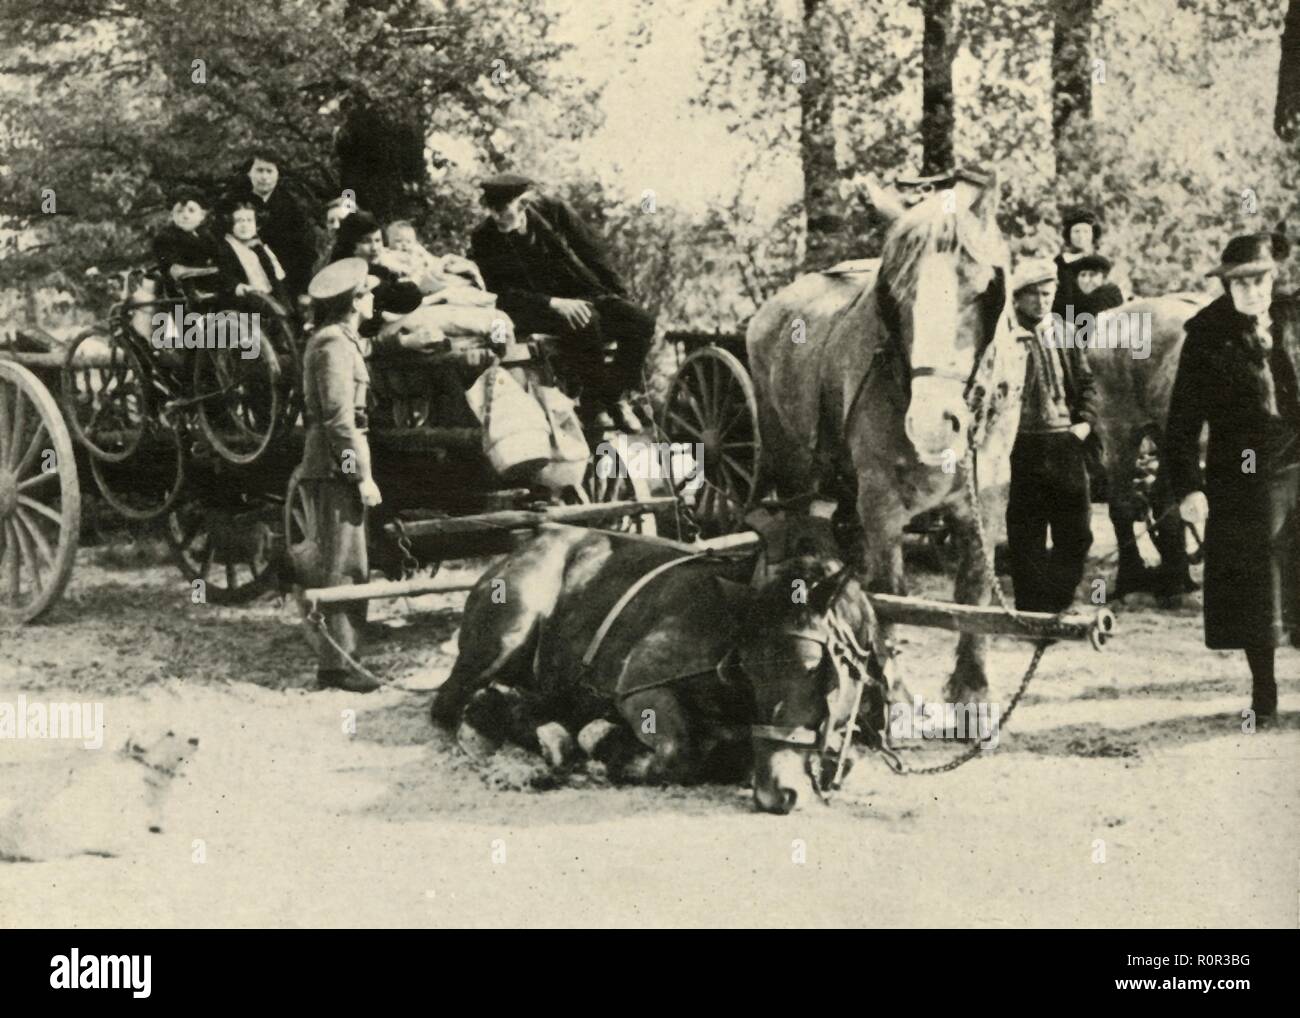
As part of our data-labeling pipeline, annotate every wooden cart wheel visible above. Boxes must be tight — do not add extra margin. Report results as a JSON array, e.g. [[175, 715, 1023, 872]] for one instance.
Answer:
[[284, 464, 316, 565], [165, 491, 281, 604], [660, 345, 761, 535], [88, 424, 185, 521], [0, 360, 81, 624], [61, 326, 147, 462], [569, 434, 657, 536], [193, 340, 283, 465]]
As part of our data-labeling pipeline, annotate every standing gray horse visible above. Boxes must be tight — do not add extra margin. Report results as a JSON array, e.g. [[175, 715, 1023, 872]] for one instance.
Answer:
[[746, 175, 1024, 703], [1086, 293, 1207, 598]]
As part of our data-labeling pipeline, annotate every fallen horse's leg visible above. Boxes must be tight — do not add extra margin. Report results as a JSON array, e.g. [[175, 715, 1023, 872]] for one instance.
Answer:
[[613, 688, 699, 784]]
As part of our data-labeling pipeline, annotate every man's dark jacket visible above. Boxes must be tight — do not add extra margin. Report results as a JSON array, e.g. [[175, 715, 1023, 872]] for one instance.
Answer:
[[1020, 319, 1104, 480], [468, 196, 628, 332]]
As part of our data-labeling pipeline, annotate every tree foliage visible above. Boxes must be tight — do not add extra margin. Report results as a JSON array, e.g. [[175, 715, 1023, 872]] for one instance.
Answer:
[[0, 0, 599, 287]]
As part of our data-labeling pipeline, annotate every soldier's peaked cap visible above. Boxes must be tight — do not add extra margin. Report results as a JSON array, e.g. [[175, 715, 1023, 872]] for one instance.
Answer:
[[479, 173, 533, 204], [308, 258, 380, 300]]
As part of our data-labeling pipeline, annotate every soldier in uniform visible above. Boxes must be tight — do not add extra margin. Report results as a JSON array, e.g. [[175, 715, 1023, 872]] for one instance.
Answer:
[[468, 173, 655, 431], [1168, 231, 1299, 724], [299, 258, 384, 693], [1006, 258, 1102, 613]]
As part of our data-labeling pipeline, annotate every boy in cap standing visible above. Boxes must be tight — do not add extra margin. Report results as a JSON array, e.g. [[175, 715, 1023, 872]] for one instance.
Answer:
[[1167, 231, 1300, 724], [1006, 257, 1101, 613], [468, 173, 655, 431]]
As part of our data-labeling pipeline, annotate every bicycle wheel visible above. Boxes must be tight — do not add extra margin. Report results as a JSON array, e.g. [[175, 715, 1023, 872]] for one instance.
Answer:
[[88, 422, 186, 521], [61, 326, 148, 462], [193, 340, 283, 465]]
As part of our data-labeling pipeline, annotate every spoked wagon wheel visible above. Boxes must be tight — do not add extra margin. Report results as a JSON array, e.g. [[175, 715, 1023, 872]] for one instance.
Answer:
[[193, 342, 283, 465], [88, 424, 185, 521], [165, 491, 282, 604], [61, 327, 147, 462], [660, 345, 761, 536], [0, 360, 81, 624], [283, 466, 321, 586], [568, 435, 657, 536]]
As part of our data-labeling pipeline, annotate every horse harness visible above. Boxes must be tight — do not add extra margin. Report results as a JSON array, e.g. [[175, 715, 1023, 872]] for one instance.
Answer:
[[578, 550, 884, 801], [748, 589, 881, 802]]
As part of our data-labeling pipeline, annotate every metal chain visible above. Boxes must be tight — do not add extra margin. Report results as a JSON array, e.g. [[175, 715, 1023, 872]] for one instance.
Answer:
[[869, 445, 1056, 777], [304, 609, 390, 688], [874, 639, 1049, 776], [392, 517, 420, 580]]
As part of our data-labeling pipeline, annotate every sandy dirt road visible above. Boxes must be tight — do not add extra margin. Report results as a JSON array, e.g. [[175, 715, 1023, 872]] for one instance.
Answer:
[[1, 513, 1297, 928]]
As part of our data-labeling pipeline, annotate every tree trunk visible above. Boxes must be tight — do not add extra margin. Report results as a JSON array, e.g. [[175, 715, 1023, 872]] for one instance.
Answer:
[[1277, 0, 1300, 141], [1052, 0, 1095, 163], [921, 0, 956, 176], [800, 0, 841, 271]]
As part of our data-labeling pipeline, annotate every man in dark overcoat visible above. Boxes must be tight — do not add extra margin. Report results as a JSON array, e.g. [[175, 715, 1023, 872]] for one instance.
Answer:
[[468, 174, 655, 431], [1167, 231, 1299, 724]]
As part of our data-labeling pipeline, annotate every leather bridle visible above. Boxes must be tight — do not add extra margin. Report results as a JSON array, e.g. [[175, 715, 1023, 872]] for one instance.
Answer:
[[748, 577, 879, 802]]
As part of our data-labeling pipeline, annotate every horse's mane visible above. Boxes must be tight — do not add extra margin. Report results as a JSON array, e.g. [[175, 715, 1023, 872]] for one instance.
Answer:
[[877, 193, 1009, 306]]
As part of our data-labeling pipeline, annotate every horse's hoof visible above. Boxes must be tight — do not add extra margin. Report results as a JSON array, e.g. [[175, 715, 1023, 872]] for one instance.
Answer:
[[616, 753, 657, 784], [537, 722, 576, 768], [577, 719, 622, 762]]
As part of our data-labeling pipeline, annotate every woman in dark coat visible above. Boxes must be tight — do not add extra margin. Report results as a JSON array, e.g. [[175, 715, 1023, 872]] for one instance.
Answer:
[[1053, 206, 1105, 319], [1166, 231, 1299, 723], [214, 199, 292, 314]]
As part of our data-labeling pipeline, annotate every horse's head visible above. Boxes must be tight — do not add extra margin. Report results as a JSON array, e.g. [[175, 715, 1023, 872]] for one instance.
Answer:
[[737, 556, 885, 814], [874, 174, 1011, 467]]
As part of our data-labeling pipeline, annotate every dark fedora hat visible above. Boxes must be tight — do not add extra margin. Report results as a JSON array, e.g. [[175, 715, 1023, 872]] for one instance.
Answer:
[[1205, 231, 1291, 279]]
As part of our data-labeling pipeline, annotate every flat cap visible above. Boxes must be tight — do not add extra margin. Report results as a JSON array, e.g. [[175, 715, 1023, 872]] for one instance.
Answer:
[[1012, 257, 1058, 295], [308, 257, 380, 300]]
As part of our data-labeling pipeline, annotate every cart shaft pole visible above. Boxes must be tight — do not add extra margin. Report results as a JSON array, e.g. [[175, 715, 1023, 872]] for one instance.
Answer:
[[304, 575, 477, 606]]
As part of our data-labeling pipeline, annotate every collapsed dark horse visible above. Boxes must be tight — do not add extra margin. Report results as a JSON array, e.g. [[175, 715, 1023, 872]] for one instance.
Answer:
[[430, 522, 891, 813]]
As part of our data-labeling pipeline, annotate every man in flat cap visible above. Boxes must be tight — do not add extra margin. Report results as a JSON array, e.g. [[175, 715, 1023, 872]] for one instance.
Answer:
[[296, 258, 384, 693], [1006, 257, 1101, 613], [469, 174, 655, 431], [1167, 230, 1299, 725]]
